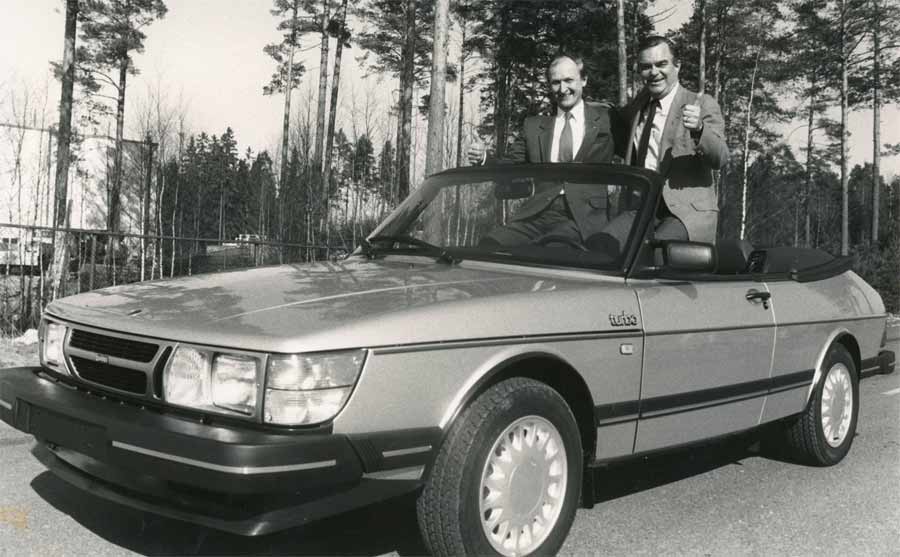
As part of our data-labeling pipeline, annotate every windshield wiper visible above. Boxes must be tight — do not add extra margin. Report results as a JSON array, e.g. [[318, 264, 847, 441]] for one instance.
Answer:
[[365, 234, 460, 264]]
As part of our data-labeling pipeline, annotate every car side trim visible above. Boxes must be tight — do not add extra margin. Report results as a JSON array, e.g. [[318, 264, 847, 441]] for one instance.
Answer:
[[594, 369, 815, 425], [644, 315, 883, 338], [371, 330, 642, 355], [362, 465, 425, 481], [594, 400, 640, 426], [0, 398, 11, 411], [110, 440, 337, 474], [382, 445, 432, 458]]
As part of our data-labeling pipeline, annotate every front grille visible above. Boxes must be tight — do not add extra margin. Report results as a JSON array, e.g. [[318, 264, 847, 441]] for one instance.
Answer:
[[70, 329, 159, 363], [70, 356, 148, 394]]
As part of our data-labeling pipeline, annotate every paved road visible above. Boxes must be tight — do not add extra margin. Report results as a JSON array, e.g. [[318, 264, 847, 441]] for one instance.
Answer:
[[1, 370, 897, 556]]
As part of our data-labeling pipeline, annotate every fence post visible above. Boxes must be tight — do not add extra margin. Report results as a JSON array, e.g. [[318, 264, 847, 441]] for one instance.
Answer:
[[89, 235, 96, 290]]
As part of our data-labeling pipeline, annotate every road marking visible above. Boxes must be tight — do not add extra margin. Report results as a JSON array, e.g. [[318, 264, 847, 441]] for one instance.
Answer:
[[882, 387, 900, 396]]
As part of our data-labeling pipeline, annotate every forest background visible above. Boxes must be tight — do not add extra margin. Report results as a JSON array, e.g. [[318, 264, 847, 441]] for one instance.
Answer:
[[1, 0, 899, 334]]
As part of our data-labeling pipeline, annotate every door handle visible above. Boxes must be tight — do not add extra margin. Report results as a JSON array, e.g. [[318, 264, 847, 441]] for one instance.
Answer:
[[746, 289, 771, 309]]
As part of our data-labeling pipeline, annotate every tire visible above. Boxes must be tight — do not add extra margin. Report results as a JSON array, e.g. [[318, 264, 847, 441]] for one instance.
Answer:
[[417, 377, 583, 557], [782, 343, 859, 466]]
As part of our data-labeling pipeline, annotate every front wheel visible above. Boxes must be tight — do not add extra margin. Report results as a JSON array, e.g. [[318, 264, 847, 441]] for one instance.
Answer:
[[781, 343, 859, 466], [417, 378, 583, 556]]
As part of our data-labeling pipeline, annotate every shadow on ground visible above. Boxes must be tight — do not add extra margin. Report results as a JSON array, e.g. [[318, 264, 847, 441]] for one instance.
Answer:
[[29, 431, 806, 556], [30, 471, 426, 556]]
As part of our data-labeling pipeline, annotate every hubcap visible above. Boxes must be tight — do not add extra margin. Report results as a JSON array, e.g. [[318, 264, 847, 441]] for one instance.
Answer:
[[821, 363, 854, 448], [479, 416, 568, 556]]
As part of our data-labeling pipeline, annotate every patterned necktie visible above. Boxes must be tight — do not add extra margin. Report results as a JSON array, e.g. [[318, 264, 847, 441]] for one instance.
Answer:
[[636, 99, 658, 168], [558, 112, 573, 163]]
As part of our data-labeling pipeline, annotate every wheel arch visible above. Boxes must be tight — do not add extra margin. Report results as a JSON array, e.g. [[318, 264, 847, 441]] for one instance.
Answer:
[[806, 328, 861, 405], [438, 351, 597, 472]]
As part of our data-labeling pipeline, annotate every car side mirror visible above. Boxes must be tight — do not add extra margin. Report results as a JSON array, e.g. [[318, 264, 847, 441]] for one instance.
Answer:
[[663, 241, 716, 273]]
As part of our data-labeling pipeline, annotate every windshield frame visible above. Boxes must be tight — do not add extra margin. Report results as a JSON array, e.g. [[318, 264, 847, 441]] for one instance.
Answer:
[[366, 163, 663, 275]]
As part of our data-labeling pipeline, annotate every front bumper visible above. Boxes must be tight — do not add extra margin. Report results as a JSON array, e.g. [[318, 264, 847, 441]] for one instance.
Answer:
[[0, 367, 438, 535]]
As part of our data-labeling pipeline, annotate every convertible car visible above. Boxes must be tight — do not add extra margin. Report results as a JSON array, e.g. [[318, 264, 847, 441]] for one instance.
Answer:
[[0, 164, 894, 556]]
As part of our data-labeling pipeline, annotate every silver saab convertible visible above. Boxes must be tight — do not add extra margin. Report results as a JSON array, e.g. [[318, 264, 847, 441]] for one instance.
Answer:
[[0, 164, 895, 556]]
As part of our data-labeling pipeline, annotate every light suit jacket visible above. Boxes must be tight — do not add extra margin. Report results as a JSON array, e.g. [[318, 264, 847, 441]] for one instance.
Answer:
[[621, 85, 729, 243]]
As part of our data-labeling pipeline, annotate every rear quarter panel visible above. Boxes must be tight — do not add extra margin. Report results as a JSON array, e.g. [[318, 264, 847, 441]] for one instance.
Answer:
[[762, 271, 886, 423]]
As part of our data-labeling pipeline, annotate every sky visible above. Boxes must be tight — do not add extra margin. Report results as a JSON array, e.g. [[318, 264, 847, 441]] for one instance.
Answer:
[[2, 0, 898, 179]]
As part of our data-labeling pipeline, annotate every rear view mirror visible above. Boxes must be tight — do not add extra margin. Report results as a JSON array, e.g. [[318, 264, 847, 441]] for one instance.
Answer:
[[494, 178, 534, 200], [664, 241, 715, 273]]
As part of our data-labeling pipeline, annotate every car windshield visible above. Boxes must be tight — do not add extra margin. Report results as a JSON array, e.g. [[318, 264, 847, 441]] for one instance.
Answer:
[[367, 164, 654, 272]]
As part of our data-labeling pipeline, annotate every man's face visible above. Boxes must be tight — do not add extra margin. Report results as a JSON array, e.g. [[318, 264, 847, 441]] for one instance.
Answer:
[[548, 57, 586, 111], [638, 43, 680, 98]]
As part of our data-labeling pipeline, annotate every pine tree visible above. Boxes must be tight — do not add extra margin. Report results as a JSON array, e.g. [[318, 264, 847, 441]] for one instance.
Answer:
[[74, 0, 168, 234]]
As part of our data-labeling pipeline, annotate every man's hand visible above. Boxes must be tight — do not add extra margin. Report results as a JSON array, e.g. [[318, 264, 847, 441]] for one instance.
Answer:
[[467, 139, 487, 166], [681, 93, 704, 132]]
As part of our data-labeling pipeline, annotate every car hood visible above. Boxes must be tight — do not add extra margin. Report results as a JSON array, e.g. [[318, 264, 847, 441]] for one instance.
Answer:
[[47, 257, 639, 353]]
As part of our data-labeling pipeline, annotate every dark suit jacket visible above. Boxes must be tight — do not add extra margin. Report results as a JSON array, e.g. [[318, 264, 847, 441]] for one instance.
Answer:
[[502, 101, 616, 240], [619, 86, 729, 243]]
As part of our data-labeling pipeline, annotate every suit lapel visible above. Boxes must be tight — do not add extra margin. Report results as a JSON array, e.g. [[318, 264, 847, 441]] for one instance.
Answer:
[[537, 116, 554, 162], [624, 90, 649, 164], [659, 86, 688, 173], [575, 103, 598, 162]]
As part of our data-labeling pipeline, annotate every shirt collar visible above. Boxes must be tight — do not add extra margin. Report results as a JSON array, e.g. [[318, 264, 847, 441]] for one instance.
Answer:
[[654, 83, 679, 115], [556, 99, 585, 122]]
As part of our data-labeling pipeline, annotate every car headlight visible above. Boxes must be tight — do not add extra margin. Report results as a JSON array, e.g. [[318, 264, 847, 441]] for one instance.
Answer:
[[264, 350, 366, 425], [164, 346, 260, 416], [41, 320, 67, 368]]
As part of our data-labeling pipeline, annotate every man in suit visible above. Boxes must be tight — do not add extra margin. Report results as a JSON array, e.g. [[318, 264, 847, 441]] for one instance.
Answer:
[[468, 53, 617, 248], [616, 35, 729, 244]]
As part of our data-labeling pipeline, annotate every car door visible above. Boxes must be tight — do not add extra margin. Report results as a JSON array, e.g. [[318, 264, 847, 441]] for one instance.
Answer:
[[632, 278, 776, 453]]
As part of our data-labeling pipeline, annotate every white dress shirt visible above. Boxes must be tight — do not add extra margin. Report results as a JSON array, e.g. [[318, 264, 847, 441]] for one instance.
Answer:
[[550, 100, 585, 163], [636, 83, 679, 172]]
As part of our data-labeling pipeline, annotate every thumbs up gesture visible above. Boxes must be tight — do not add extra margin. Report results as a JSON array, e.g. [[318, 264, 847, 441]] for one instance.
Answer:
[[682, 93, 704, 132]]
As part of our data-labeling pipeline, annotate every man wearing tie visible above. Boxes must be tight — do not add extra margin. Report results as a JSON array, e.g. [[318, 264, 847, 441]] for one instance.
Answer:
[[469, 53, 617, 247], [619, 36, 729, 244]]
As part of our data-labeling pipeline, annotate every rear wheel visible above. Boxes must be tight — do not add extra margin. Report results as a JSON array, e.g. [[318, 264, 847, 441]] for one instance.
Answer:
[[782, 343, 859, 466], [417, 377, 583, 556]]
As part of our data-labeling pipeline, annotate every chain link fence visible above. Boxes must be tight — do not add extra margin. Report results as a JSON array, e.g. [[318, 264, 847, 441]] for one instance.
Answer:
[[0, 223, 353, 334]]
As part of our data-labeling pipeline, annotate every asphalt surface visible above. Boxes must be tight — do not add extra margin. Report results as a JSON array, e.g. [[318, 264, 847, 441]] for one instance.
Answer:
[[0, 369, 897, 556]]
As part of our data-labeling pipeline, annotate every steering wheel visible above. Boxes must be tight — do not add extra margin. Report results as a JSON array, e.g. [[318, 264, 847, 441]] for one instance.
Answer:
[[534, 234, 589, 252]]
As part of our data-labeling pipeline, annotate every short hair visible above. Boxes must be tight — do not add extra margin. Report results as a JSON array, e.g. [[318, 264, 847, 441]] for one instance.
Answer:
[[546, 53, 587, 81], [637, 35, 680, 64]]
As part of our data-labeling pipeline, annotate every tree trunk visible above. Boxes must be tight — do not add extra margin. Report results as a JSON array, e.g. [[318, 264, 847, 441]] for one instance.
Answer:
[[805, 87, 815, 248], [712, 3, 726, 100], [314, 0, 330, 174], [279, 0, 299, 206], [871, 0, 881, 243], [396, 0, 416, 203], [456, 8, 466, 168], [840, 0, 849, 256], [739, 47, 761, 240], [323, 0, 349, 248], [141, 136, 153, 281], [616, 0, 627, 105], [111, 60, 128, 234], [425, 0, 450, 176], [50, 0, 78, 299], [698, 0, 706, 93]]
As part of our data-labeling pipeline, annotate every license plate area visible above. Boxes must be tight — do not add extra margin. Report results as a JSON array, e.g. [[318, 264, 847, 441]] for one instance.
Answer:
[[26, 404, 108, 461]]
